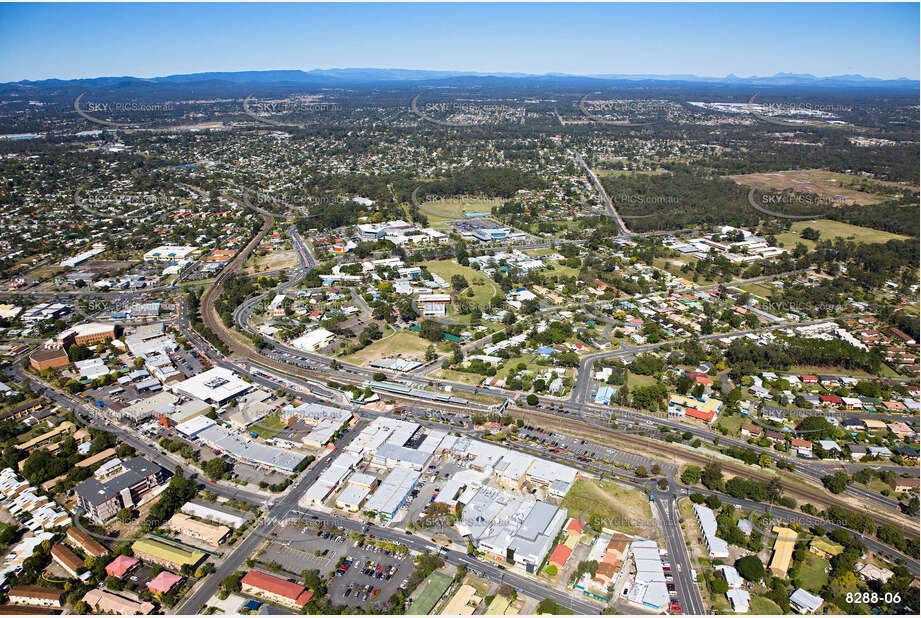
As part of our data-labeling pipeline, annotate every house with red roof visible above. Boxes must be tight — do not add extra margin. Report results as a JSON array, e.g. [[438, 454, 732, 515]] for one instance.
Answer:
[[105, 555, 139, 579], [799, 375, 818, 384], [819, 395, 843, 408], [241, 571, 313, 609], [547, 544, 572, 569], [685, 372, 713, 386], [685, 407, 716, 424], [147, 571, 183, 595]]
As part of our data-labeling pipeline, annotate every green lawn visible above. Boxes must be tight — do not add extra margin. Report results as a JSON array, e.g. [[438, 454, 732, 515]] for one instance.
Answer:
[[627, 372, 658, 388], [495, 354, 540, 380], [431, 368, 484, 386], [737, 282, 777, 301], [717, 415, 743, 437], [407, 572, 453, 615], [750, 595, 784, 614], [799, 553, 830, 592], [560, 478, 652, 536], [776, 220, 908, 251], [250, 413, 285, 438], [422, 260, 498, 306], [545, 262, 580, 279], [418, 198, 502, 228]]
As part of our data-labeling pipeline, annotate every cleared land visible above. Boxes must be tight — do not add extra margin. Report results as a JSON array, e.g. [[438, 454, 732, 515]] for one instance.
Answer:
[[729, 169, 916, 206], [243, 249, 298, 274], [339, 330, 433, 366], [560, 478, 653, 536], [776, 220, 908, 250]]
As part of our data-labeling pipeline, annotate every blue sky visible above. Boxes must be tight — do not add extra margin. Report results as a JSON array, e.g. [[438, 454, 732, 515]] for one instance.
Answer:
[[0, 2, 917, 82]]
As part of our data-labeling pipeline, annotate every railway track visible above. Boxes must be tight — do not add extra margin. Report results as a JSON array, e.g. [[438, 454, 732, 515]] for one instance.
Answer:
[[507, 406, 920, 539], [195, 190, 917, 549]]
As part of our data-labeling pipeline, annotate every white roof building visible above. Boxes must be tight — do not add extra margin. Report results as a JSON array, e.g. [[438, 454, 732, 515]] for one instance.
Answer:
[[693, 504, 729, 558], [290, 327, 335, 352], [174, 367, 250, 404], [301, 452, 362, 506], [143, 245, 198, 261], [181, 501, 251, 529]]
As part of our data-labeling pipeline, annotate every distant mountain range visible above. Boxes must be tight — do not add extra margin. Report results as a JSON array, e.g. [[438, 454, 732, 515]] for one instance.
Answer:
[[6, 68, 918, 89]]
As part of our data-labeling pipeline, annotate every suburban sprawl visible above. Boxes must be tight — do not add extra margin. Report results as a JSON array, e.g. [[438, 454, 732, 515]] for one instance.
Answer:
[[0, 68, 917, 618]]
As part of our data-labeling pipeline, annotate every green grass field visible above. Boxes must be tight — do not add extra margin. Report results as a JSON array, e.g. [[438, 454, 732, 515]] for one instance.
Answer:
[[717, 414, 743, 437], [776, 220, 908, 251], [431, 368, 484, 386], [422, 260, 498, 306], [750, 595, 784, 614], [418, 197, 502, 228], [407, 571, 453, 615], [545, 262, 580, 278], [627, 372, 658, 388], [799, 553, 830, 592], [737, 282, 777, 301], [250, 413, 285, 438], [560, 479, 652, 536]]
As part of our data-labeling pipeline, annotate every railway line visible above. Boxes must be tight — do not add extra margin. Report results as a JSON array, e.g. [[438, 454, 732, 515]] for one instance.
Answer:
[[505, 406, 920, 539]]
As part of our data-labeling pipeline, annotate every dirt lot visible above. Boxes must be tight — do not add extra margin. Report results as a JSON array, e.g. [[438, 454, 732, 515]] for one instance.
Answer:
[[728, 169, 917, 206]]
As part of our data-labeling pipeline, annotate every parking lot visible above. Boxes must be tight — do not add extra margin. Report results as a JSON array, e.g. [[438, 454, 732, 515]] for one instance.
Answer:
[[399, 406, 469, 429], [512, 426, 678, 476], [399, 460, 465, 543], [326, 544, 415, 609], [260, 522, 415, 610]]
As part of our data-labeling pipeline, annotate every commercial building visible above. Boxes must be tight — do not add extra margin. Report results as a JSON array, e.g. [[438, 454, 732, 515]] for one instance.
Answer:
[[301, 452, 362, 506], [188, 420, 305, 472], [240, 570, 314, 609], [81, 589, 155, 615], [143, 245, 198, 262], [55, 322, 115, 346], [456, 485, 568, 573], [168, 512, 230, 546], [418, 294, 451, 317], [290, 327, 335, 352], [28, 346, 70, 371], [335, 483, 372, 512], [173, 367, 250, 405], [131, 538, 205, 571], [6, 586, 64, 608], [625, 539, 669, 610], [363, 467, 420, 521], [117, 391, 178, 423], [181, 501, 251, 530], [356, 220, 413, 242], [74, 457, 169, 524]]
